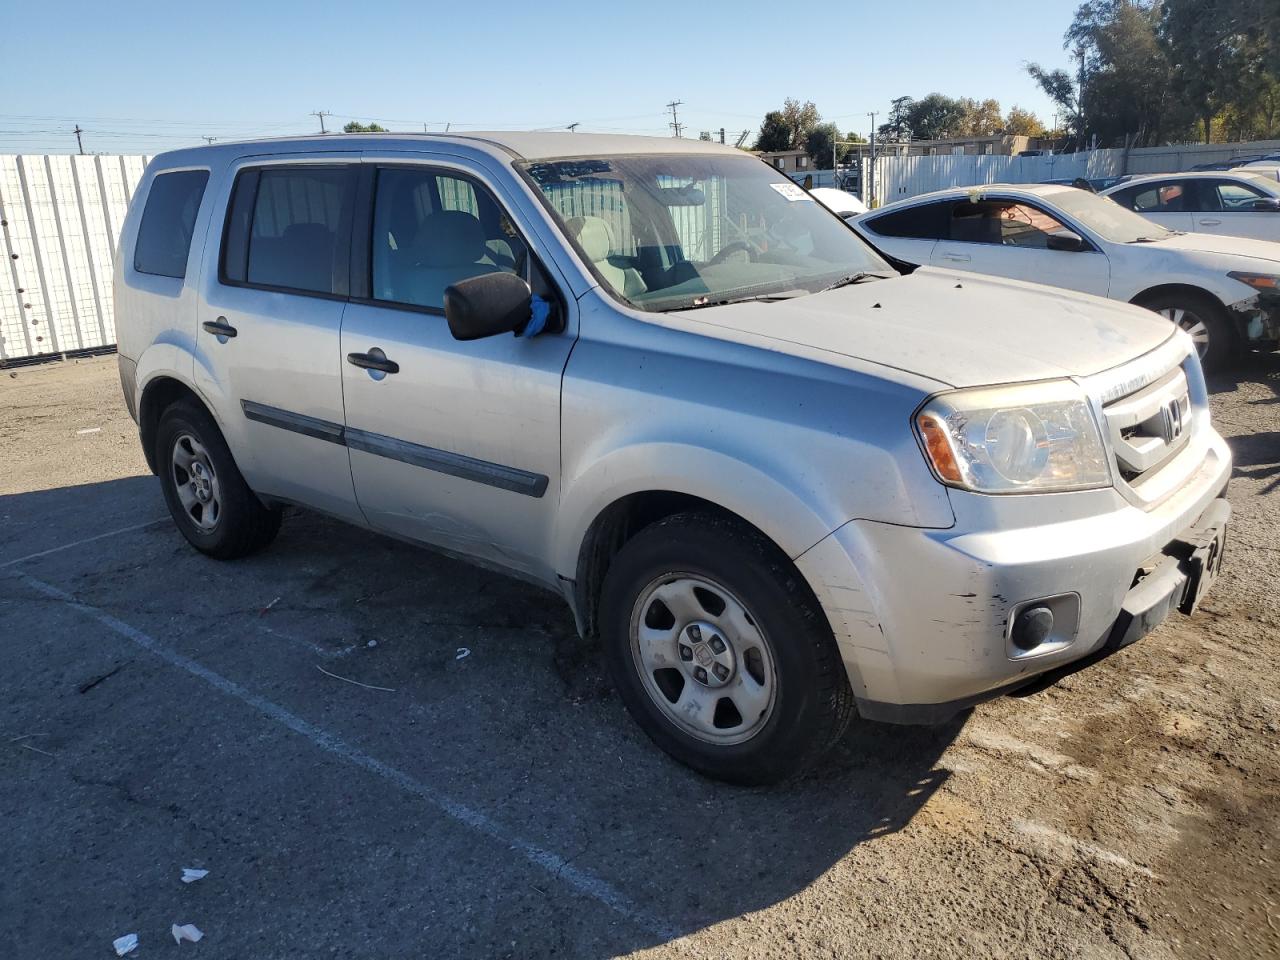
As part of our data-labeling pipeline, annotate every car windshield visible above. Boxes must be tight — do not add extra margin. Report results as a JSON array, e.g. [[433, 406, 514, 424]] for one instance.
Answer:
[[519, 153, 892, 312], [1048, 186, 1178, 242]]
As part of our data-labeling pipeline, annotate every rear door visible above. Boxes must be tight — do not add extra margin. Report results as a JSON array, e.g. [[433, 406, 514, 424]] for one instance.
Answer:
[[195, 156, 364, 523], [1185, 177, 1280, 242], [855, 201, 945, 267], [929, 197, 1111, 296], [338, 156, 575, 581], [1107, 179, 1195, 233]]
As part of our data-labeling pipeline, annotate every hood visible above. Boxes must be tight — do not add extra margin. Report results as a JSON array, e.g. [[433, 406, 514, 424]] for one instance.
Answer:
[[669, 268, 1174, 388], [1143, 230, 1280, 266]]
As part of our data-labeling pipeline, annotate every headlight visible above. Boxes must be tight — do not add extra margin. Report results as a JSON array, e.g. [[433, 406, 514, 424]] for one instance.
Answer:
[[1228, 271, 1280, 292], [915, 380, 1111, 494]]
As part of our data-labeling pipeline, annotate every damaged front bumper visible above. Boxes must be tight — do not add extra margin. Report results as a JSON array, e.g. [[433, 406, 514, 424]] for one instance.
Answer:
[[1228, 290, 1280, 346], [796, 428, 1232, 725]]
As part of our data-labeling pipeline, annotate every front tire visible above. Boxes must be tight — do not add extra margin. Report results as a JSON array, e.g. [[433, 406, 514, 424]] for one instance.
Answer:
[[599, 512, 854, 784], [1136, 290, 1237, 372], [155, 400, 282, 559]]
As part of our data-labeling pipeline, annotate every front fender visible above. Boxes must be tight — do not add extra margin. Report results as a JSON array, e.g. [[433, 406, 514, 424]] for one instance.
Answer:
[[554, 441, 850, 578]]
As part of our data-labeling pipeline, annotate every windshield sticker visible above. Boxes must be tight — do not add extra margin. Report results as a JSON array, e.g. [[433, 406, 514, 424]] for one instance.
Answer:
[[769, 182, 810, 202]]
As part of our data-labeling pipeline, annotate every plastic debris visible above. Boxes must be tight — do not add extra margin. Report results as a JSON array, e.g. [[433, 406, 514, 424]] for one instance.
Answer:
[[366, 639, 377, 648], [113, 933, 138, 956], [455, 647, 471, 660], [76, 427, 102, 435], [181, 867, 209, 884], [171, 923, 204, 944], [258, 596, 281, 616]]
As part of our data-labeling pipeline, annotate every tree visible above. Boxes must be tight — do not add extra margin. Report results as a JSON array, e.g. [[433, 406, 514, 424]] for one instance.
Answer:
[[903, 93, 968, 140], [879, 96, 914, 141], [779, 98, 820, 147], [753, 111, 794, 152], [343, 121, 387, 133], [806, 123, 861, 169], [1004, 106, 1045, 137], [1162, 0, 1257, 142], [955, 98, 1004, 136], [1025, 63, 1081, 145]]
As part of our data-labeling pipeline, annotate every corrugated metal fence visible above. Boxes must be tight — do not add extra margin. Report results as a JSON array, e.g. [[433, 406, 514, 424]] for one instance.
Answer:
[[867, 140, 1280, 206], [0, 154, 149, 364]]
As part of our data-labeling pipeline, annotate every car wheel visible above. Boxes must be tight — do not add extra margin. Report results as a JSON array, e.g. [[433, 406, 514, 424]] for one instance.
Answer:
[[1137, 290, 1236, 372], [155, 399, 282, 559], [599, 511, 854, 784]]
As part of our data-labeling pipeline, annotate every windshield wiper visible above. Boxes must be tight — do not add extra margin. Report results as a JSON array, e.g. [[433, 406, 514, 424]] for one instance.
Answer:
[[675, 291, 807, 311], [818, 271, 892, 292]]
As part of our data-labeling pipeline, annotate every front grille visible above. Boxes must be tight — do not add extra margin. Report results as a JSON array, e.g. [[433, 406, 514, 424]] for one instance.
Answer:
[[1102, 366, 1192, 488]]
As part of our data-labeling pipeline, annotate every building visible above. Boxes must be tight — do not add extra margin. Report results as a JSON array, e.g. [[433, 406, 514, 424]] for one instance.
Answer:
[[756, 149, 813, 174], [874, 134, 1049, 157]]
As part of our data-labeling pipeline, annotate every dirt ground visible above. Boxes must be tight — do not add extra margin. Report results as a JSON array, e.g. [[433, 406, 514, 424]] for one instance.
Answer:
[[1, 353, 1277, 959]]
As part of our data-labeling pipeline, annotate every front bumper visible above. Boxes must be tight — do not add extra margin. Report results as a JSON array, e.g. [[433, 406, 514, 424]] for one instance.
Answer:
[[1228, 290, 1280, 346], [795, 427, 1232, 724]]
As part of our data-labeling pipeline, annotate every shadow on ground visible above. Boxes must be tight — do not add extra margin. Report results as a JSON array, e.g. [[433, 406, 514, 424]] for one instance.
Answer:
[[1, 476, 963, 956]]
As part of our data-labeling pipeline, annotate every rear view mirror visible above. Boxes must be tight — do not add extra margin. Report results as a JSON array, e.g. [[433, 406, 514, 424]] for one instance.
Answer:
[[444, 272, 533, 341], [1046, 229, 1087, 252], [1250, 197, 1280, 212]]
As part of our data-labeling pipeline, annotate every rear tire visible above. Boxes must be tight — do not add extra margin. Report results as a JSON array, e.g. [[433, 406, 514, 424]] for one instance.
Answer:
[[1136, 290, 1237, 372], [155, 400, 282, 559], [599, 511, 854, 785]]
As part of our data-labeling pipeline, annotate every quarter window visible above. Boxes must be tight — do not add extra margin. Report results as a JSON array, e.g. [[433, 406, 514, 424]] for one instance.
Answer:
[[369, 168, 528, 311], [134, 170, 209, 279]]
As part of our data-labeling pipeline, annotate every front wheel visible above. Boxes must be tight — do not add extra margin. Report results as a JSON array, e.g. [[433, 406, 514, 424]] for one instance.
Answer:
[[1136, 290, 1236, 372], [599, 512, 854, 784]]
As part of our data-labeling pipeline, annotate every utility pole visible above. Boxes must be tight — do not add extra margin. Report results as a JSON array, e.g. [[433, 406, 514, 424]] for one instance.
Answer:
[[666, 100, 684, 138], [719, 127, 725, 145], [202, 136, 217, 145], [867, 112, 877, 207], [73, 125, 84, 155], [567, 122, 579, 132], [1075, 46, 1086, 149], [311, 110, 331, 134]]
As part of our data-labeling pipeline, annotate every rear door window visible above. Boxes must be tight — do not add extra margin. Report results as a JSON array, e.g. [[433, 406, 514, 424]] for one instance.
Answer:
[[949, 199, 1070, 248], [222, 166, 356, 297], [1114, 180, 1187, 213], [863, 202, 949, 239], [134, 170, 209, 278]]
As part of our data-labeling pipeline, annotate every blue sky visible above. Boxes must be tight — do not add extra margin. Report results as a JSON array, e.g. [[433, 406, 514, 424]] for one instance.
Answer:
[[1, 0, 1083, 154]]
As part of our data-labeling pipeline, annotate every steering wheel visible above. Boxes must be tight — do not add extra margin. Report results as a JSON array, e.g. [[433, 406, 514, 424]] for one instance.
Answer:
[[706, 240, 756, 266]]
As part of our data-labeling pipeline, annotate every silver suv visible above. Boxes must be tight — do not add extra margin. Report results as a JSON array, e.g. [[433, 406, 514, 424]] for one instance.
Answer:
[[115, 133, 1231, 783]]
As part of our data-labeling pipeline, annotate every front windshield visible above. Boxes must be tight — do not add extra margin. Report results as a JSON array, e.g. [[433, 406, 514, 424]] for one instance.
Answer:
[[1049, 186, 1176, 243], [520, 153, 891, 311]]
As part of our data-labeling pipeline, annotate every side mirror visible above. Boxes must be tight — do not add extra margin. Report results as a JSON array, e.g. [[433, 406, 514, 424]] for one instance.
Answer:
[[443, 272, 533, 341], [1250, 197, 1280, 212], [1046, 229, 1087, 252]]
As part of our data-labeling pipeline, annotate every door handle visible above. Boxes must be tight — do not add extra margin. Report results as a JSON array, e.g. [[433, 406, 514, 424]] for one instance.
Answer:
[[1197, 218, 1222, 225], [202, 318, 237, 338], [941, 252, 971, 263], [346, 351, 400, 375]]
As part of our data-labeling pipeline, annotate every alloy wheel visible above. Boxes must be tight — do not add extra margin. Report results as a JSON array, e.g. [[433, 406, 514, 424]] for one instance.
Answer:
[[171, 432, 222, 532]]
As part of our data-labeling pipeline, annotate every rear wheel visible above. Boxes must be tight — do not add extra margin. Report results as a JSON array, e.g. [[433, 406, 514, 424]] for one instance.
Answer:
[[1136, 290, 1236, 372], [155, 400, 282, 559], [599, 512, 854, 784]]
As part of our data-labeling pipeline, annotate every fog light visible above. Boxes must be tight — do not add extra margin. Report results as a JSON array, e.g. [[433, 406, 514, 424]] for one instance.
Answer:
[[1011, 606, 1054, 651]]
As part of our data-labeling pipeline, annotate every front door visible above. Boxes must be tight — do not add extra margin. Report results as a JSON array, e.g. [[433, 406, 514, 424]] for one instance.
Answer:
[[339, 159, 575, 581], [930, 197, 1110, 296], [1186, 177, 1280, 242], [195, 157, 364, 523]]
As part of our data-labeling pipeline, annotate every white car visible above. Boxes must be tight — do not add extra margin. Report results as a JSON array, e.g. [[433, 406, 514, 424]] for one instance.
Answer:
[[809, 186, 868, 219], [1101, 171, 1280, 241], [852, 182, 1280, 369]]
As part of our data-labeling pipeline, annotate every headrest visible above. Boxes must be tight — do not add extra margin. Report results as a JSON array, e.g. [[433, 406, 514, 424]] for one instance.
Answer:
[[567, 216, 615, 262], [413, 211, 486, 266]]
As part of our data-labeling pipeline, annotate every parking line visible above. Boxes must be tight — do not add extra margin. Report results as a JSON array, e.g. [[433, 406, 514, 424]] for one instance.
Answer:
[[18, 573, 675, 940], [0, 518, 168, 569]]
